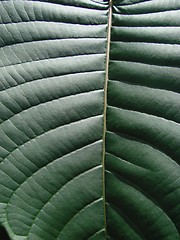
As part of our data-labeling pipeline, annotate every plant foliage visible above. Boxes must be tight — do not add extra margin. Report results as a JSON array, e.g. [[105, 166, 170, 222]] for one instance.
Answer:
[[0, 0, 180, 239]]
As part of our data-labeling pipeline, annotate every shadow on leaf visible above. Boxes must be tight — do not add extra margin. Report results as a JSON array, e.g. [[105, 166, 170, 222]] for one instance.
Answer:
[[0, 226, 10, 240]]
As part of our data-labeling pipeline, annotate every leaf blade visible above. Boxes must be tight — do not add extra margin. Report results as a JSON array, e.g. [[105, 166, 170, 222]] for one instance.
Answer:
[[0, 1, 108, 239], [106, 1, 180, 239]]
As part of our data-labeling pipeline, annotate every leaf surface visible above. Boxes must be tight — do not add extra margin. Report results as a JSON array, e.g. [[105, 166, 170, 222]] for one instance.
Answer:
[[0, 0, 180, 240], [0, 1, 108, 239], [106, 1, 180, 239]]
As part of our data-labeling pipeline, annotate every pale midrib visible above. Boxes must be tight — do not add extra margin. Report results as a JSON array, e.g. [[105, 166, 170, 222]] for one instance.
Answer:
[[102, 0, 113, 238]]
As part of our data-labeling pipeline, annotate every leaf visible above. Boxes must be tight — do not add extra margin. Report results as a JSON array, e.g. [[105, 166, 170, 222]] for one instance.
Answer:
[[106, 1, 180, 239], [0, 0, 180, 240], [0, 1, 108, 239]]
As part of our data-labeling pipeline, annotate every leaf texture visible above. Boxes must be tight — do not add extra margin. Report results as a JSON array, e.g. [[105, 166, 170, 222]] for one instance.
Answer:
[[0, 0, 180, 240], [106, 1, 180, 240], [0, 1, 108, 239]]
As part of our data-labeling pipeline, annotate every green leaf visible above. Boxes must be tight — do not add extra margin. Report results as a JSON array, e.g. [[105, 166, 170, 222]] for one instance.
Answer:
[[0, 0, 180, 240], [106, 1, 180, 239]]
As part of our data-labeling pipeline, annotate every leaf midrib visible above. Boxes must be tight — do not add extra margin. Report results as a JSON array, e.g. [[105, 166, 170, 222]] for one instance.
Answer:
[[103, 0, 113, 238]]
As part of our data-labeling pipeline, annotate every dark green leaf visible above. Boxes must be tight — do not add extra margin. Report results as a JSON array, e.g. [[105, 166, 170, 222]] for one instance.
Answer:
[[0, 0, 180, 239]]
